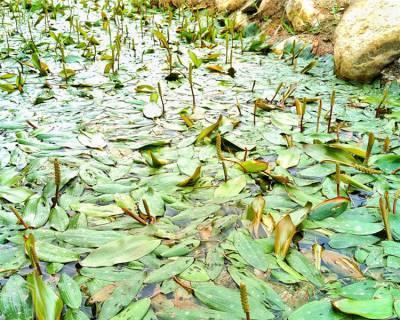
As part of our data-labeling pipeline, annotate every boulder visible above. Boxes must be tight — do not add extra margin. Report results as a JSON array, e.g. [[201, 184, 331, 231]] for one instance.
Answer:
[[285, 0, 322, 32], [256, 0, 285, 18], [216, 0, 250, 12], [285, 0, 351, 32], [334, 0, 400, 82]]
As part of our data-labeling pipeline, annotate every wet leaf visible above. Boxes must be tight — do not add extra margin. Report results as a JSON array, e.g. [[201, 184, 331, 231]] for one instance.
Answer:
[[0, 186, 33, 204], [309, 197, 350, 221], [196, 115, 222, 144], [289, 300, 344, 320], [214, 175, 246, 199], [286, 250, 324, 287], [333, 296, 393, 319], [144, 257, 194, 283], [233, 230, 269, 271], [27, 272, 63, 320], [238, 160, 269, 173], [58, 273, 82, 309], [80, 236, 161, 267], [110, 298, 151, 320], [177, 165, 201, 187], [274, 215, 296, 258], [194, 283, 274, 319], [98, 274, 144, 320], [277, 148, 301, 169], [0, 275, 33, 320]]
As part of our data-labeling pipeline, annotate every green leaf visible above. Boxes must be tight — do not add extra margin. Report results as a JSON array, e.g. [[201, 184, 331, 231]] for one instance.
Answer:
[[304, 144, 357, 164], [335, 280, 378, 300], [238, 160, 269, 173], [214, 175, 246, 199], [188, 50, 202, 68], [289, 300, 344, 320], [333, 296, 393, 319], [48, 206, 69, 232], [310, 217, 383, 235], [110, 298, 151, 320], [144, 257, 194, 283], [27, 272, 63, 320], [156, 306, 236, 320], [64, 309, 90, 320], [286, 250, 324, 287], [309, 197, 350, 221], [98, 274, 145, 320], [0, 186, 33, 204], [277, 148, 301, 169], [179, 261, 210, 282], [375, 155, 400, 173], [0, 275, 33, 320], [36, 241, 79, 263], [195, 115, 222, 144], [329, 234, 379, 249], [23, 194, 50, 228], [233, 230, 269, 271], [56, 229, 125, 248], [57, 274, 82, 309], [80, 236, 161, 267], [194, 283, 274, 320], [228, 267, 287, 311]]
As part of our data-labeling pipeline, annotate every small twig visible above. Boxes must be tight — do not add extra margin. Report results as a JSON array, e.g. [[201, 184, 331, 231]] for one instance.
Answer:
[[316, 98, 322, 133], [336, 164, 340, 197], [251, 80, 256, 93], [173, 276, 193, 293], [243, 148, 248, 162], [142, 199, 155, 224], [157, 82, 165, 116], [327, 90, 335, 133], [26, 120, 38, 129], [121, 207, 148, 225], [10, 206, 30, 230]]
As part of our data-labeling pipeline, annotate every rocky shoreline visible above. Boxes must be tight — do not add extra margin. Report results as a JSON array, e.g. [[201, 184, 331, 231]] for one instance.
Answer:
[[153, 0, 400, 83]]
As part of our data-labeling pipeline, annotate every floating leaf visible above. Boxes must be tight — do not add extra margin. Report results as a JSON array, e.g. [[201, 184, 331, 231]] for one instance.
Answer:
[[0, 275, 32, 320], [233, 230, 269, 271], [58, 274, 82, 309], [333, 296, 393, 319], [80, 236, 161, 267], [110, 298, 151, 320], [286, 250, 324, 287], [0, 186, 33, 204], [194, 283, 274, 319], [375, 155, 400, 173], [144, 257, 194, 283], [238, 160, 269, 173], [206, 65, 225, 73], [309, 197, 350, 221], [289, 300, 343, 320], [214, 175, 246, 199], [177, 165, 202, 187], [196, 115, 222, 144]]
